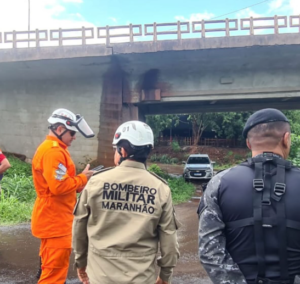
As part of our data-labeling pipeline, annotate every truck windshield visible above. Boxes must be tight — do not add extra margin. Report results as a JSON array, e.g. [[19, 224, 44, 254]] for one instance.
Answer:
[[187, 157, 210, 164]]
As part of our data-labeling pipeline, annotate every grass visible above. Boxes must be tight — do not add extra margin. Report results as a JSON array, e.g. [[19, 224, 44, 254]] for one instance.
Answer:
[[0, 156, 35, 225], [168, 177, 195, 204], [148, 164, 195, 204], [0, 193, 34, 225]]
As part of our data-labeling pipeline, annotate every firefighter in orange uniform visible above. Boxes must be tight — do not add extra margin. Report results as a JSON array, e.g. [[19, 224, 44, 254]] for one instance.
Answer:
[[31, 108, 95, 284]]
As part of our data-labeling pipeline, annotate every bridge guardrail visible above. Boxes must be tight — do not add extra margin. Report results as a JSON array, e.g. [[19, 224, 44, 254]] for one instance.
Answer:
[[241, 16, 287, 35], [144, 22, 190, 41], [97, 24, 142, 45], [192, 19, 238, 37], [290, 15, 300, 32], [50, 27, 94, 46], [0, 14, 299, 49], [4, 30, 48, 48]]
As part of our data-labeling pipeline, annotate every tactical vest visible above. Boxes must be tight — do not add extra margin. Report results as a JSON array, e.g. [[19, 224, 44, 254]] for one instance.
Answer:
[[220, 153, 300, 284]]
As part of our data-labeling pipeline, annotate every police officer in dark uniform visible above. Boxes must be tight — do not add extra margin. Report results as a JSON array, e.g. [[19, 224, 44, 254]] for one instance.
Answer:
[[198, 108, 300, 284]]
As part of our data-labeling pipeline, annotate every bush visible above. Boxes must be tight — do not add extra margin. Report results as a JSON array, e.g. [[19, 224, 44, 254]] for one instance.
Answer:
[[168, 177, 195, 204], [171, 141, 181, 152], [170, 157, 179, 164], [1, 175, 35, 203], [227, 151, 233, 157], [0, 193, 33, 225], [148, 164, 169, 180], [289, 134, 300, 166], [5, 155, 32, 178], [160, 154, 172, 164], [150, 154, 160, 163], [148, 164, 195, 204], [290, 134, 300, 160], [234, 154, 243, 161], [0, 156, 35, 225]]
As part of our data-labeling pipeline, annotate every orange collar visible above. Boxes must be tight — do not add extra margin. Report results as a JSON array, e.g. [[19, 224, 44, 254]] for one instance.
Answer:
[[46, 135, 68, 150]]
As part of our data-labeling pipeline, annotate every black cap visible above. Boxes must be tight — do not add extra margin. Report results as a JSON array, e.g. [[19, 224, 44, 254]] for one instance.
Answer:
[[242, 108, 289, 138]]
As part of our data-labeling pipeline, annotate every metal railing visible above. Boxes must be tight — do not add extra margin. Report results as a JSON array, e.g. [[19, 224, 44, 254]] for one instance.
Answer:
[[0, 14, 299, 49]]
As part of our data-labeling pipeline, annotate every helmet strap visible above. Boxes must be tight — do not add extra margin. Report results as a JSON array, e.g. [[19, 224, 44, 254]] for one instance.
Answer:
[[49, 125, 69, 141], [117, 147, 135, 165]]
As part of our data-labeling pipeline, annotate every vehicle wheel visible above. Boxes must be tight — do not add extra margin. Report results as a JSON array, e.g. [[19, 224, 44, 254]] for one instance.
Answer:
[[185, 178, 189, 183]]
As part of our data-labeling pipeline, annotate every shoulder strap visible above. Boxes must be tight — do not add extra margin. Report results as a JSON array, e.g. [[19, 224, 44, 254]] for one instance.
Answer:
[[92, 167, 115, 176], [148, 171, 168, 185], [273, 163, 289, 280], [253, 161, 266, 278]]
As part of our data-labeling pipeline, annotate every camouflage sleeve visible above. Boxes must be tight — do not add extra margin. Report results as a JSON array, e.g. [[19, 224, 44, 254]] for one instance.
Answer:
[[157, 187, 180, 282], [198, 169, 247, 284], [72, 188, 90, 268]]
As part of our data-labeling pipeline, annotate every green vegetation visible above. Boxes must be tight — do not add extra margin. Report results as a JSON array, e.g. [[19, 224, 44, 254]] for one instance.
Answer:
[[150, 154, 179, 164], [290, 134, 300, 167], [168, 178, 196, 204], [0, 156, 35, 225], [148, 164, 195, 204], [146, 112, 252, 143], [171, 141, 181, 152], [146, 115, 179, 140]]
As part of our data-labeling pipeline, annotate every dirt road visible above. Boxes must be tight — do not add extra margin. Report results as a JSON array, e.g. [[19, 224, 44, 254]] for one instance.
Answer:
[[0, 201, 211, 284]]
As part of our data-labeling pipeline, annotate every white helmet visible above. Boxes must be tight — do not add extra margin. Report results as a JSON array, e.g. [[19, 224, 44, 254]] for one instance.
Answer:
[[48, 108, 77, 132], [112, 121, 154, 148], [48, 108, 95, 138]]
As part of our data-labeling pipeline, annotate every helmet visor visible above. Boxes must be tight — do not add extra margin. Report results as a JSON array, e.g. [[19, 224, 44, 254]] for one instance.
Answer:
[[76, 117, 95, 138]]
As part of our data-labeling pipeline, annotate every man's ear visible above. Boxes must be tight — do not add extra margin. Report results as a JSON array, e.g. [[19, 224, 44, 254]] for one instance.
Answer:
[[56, 125, 64, 134], [121, 147, 128, 158], [282, 132, 290, 149], [246, 138, 252, 150]]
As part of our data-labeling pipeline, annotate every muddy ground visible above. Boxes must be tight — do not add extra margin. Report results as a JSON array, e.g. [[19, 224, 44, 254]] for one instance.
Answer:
[[0, 196, 211, 284]]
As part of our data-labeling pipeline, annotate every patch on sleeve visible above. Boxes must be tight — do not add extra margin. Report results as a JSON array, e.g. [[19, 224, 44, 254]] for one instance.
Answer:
[[55, 174, 65, 181], [58, 163, 67, 172], [55, 163, 67, 180]]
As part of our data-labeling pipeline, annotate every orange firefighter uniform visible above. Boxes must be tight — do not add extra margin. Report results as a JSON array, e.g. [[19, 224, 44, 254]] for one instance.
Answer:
[[31, 135, 87, 284]]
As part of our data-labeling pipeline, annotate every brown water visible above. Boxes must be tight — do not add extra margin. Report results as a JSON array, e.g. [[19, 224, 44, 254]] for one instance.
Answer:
[[0, 201, 211, 284]]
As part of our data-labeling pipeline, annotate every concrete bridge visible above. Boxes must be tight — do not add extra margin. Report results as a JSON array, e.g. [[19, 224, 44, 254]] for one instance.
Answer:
[[1, 15, 300, 167]]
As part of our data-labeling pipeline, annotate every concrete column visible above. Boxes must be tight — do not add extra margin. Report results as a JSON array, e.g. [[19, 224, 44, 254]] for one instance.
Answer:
[[97, 61, 122, 167], [97, 59, 140, 167]]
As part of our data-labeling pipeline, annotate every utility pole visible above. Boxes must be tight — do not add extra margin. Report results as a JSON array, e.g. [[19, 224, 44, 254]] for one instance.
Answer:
[[28, 0, 30, 47]]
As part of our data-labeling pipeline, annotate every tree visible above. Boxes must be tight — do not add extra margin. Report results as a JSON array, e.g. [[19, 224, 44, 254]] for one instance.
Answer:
[[283, 110, 300, 136], [146, 115, 179, 140], [187, 113, 216, 145], [212, 112, 253, 139]]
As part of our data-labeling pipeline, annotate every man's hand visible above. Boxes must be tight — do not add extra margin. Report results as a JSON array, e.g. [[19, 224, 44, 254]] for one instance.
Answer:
[[155, 276, 169, 284], [77, 267, 89, 284], [81, 164, 94, 180]]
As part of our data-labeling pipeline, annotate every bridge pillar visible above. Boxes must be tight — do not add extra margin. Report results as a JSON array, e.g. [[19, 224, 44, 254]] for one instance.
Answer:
[[97, 60, 140, 167]]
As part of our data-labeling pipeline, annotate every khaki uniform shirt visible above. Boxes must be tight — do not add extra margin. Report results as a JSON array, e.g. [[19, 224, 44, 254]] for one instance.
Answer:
[[72, 160, 180, 284]]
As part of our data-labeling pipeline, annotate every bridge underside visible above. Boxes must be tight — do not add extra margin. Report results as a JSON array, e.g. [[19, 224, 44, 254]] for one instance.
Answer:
[[139, 97, 300, 116]]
